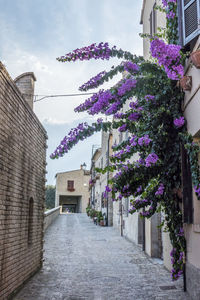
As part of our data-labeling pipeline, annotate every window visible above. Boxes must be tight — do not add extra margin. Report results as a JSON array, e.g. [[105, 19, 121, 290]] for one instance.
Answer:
[[150, 3, 157, 37], [125, 131, 129, 141], [119, 132, 123, 143], [67, 180, 75, 191], [124, 197, 129, 217], [101, 157, 103, 169], [106, 150, 109, 165], [179, 0, 200, 46], [28, 198, 34, 245], [101, 192, 105, 208]]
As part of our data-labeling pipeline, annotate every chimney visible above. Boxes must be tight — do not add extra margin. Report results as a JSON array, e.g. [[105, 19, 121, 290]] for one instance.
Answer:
[[14, 72, 36, 110]]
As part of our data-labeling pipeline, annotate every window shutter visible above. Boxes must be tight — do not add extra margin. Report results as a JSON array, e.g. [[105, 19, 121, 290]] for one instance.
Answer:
[[67, 180, 74, 191], [153, 4, 157, 34], [150, 11, 153, 37], [149, 5, 157, 37], [181, 144, 193, 224], [181, 0, 200, 45]]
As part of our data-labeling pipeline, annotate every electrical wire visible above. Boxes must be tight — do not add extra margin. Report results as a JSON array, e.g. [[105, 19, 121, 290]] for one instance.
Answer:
[[33, 92, 94, 102]]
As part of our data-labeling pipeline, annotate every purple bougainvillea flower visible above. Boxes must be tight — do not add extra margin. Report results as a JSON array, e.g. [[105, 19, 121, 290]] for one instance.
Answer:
[[129, 101, 138, 109], [117, 78, 137, 96], [105, 185, 112, 193], [145, 95, 155, 102], [97, 118, 103, 124], [128, 112, 140, 121], [167, 11, 175, 19], [194, 184, 200, 198], [79, 71, 106, 91], [155, 183, 165, 196], [118, 124, 127, 132], [178, 228, 184, 237], [124, 61, 139, 73], [162, 0, 177, 8], [173, 116, 185, 128], [145, 153, 159, 167], [57, 42, 113, 63], [138, 135, 152, 146], [150, 39, 183, 80]]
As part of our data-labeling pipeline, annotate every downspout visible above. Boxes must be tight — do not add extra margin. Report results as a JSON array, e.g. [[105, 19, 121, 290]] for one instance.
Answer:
[[183, 248, 186, 292], [142, 208, 145, 252], [120, 200, 123, 236], [106, 132, 110, 226]]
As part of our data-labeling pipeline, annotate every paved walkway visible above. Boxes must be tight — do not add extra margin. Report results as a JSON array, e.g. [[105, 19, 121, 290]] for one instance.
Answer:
[[14, 214, 189, 300]]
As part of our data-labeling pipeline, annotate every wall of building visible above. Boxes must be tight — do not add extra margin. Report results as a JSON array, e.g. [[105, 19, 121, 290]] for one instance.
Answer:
[[0, 62, 47, 299], [183, 37, 200, 299], [141, 0, 166, 59], [112, 102, 141, 240], [142, 1, 200, 297], [145, 213, 162, 258], [123, 213, 142, 244], [141, 0, 167, 262], [55, 169, 90, 213], [90, 131, 113, 226], [90, 148, 102, 211]]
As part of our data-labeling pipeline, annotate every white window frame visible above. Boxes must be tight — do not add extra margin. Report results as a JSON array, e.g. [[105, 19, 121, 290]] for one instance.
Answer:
[[182, 0, 200, 45]]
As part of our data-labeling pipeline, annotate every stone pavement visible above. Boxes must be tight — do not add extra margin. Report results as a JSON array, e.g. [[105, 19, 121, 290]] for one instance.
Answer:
[[13, 214, 189, 300]]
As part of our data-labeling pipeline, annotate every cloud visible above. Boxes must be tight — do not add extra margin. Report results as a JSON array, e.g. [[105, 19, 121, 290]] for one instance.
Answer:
[[0, 0, 144, 184]]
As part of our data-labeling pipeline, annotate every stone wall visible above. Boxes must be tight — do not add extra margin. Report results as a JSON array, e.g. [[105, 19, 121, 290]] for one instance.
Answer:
[[44, 207, 60, 231], [0, 62, 47, 299]]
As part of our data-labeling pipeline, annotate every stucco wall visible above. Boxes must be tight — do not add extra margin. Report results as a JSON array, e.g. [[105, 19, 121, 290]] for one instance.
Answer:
[[183, 37, 200, 299], [162, 231, 172, 271], [112, 100, 142, 239], [113, 201, 120, 229], [0, 62, 47, 299], [141, 0, 167, 261], [56, 169, 90, 213], [141, 0, 166, 60], [123, 213, 141, 244]]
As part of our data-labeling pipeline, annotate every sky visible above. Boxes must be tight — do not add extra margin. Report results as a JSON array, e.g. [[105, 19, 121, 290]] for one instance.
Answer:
[[0, 0, 143, 185]]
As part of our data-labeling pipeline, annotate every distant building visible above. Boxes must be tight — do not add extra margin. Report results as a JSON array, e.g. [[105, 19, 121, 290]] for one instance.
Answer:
[[55, 165, 90, 213], [89, 131, 113, 226], [90, 147, 102, 210]]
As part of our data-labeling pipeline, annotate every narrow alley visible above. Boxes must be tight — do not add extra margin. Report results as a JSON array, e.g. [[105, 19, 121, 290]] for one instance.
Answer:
[[13, 214, 189, 300]]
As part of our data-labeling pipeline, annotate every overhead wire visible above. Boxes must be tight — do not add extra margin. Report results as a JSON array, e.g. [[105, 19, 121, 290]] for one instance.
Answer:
[[33, 92, 94, 102]]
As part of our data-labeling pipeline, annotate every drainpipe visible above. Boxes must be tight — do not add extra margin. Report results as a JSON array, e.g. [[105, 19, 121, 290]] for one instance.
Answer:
[[106, 132, 110, 226], [183, 243, 187, 292], [142, 208, 145, 252], [120, 200, 123, 236]]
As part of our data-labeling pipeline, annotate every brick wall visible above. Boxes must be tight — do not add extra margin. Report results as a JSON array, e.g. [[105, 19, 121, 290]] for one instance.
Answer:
[[0, 62, 47, 299]]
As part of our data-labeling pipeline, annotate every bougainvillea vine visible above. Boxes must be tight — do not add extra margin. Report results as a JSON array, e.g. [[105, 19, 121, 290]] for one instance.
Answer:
[[51, 0, 200, 282]]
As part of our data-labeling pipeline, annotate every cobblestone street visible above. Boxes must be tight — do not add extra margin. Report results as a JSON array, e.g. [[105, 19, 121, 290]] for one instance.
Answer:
[[14, 214, 189, 300]]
